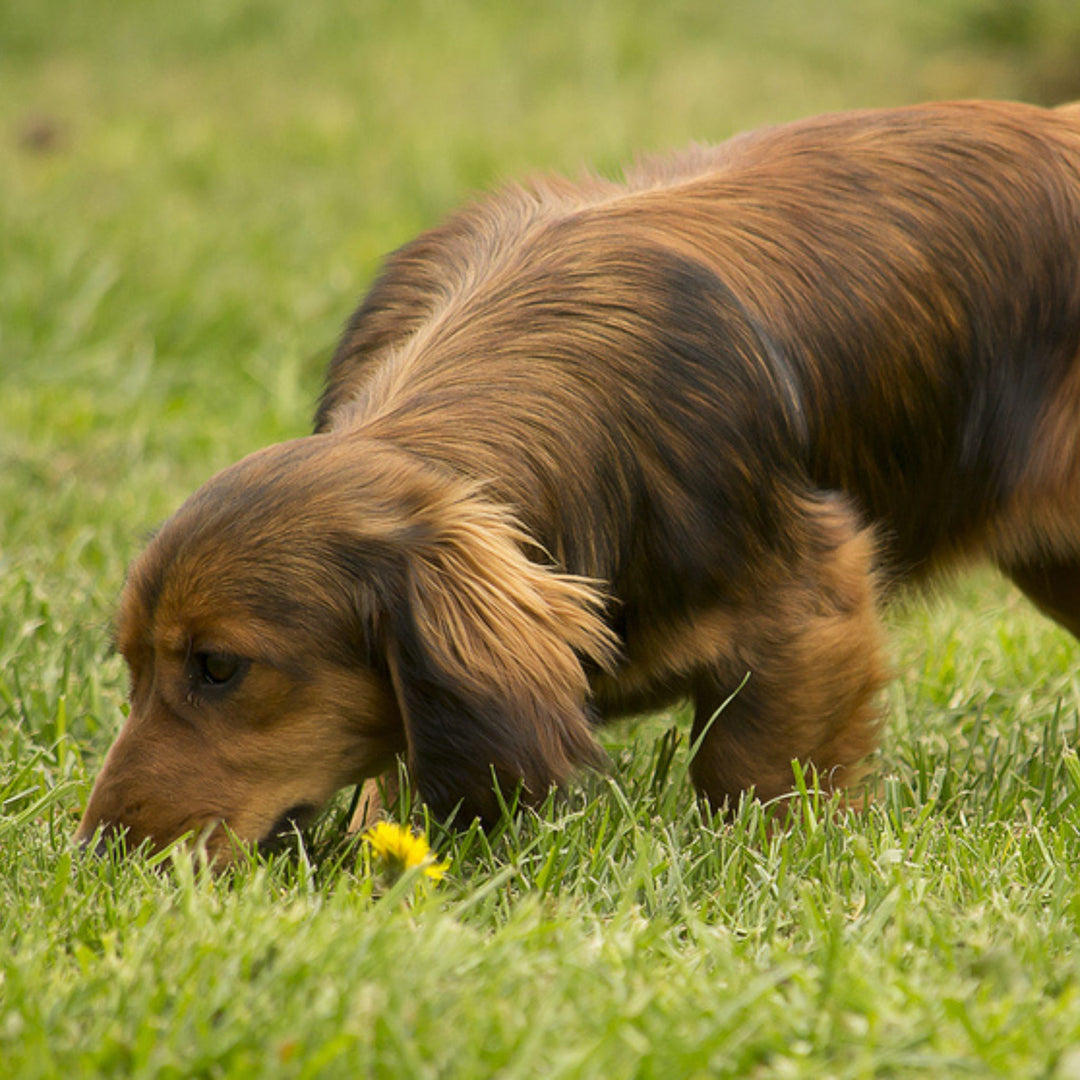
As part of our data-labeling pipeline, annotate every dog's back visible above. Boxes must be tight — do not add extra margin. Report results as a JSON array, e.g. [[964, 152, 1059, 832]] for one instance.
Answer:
[[320, 101, 1080, 582]]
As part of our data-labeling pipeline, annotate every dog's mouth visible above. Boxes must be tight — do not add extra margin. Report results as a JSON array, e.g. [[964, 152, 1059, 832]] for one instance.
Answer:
[[76, 822, 128, 858], [260, 802, 321, 852]]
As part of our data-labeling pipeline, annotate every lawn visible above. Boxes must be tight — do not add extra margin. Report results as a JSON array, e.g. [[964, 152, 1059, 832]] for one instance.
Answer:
[[3, 1, 1080, 1075]]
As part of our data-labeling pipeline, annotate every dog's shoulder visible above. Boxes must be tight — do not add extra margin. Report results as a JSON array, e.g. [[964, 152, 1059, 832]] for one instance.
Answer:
[[315, 173, 626, 432]]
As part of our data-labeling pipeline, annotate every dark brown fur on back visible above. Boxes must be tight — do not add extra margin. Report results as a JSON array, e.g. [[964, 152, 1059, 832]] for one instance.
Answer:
[[78, 101, 1080, 863]]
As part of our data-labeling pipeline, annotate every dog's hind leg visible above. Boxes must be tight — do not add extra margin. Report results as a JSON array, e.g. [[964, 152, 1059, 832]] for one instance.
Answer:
[[687, 497, 888, 808], [1001, 557, 1080, 640]]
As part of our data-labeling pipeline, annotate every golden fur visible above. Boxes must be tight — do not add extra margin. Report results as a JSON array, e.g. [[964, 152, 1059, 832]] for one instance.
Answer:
[[77, 100, 1080, 863]]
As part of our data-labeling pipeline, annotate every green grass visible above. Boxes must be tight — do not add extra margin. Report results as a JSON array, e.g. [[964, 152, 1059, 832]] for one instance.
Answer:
[[4, 1, 1080, 1076]]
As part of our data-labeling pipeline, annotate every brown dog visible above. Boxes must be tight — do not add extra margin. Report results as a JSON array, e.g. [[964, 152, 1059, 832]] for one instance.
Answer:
[[76, 100, 1080, 864]]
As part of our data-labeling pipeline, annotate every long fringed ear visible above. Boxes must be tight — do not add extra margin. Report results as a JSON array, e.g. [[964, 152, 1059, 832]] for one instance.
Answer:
[[385, 494, 617, 824]]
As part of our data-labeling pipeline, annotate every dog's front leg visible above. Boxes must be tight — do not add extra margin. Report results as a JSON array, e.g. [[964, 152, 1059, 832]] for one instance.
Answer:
[[687, 496, 887, 808]]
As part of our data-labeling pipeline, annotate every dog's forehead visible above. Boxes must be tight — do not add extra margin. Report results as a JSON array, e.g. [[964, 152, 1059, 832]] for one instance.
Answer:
[[171, 436, 425, 540], [115, 546, 318, 673], [115, 500, 307, 655], [111, 433, 447, 662], [127, 528, 304, 623]]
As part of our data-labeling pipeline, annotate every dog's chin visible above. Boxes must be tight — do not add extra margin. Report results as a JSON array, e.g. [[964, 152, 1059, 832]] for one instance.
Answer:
[[255, 802, 322, 855], [75, 802, 325, 869]]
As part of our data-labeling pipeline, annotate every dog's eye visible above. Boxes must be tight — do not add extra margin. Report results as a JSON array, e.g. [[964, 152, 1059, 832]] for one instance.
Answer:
[[194, 650, 243, 687]]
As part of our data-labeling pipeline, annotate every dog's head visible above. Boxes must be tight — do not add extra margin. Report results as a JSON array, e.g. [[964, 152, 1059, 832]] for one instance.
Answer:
[[75, 435, 613, 864]]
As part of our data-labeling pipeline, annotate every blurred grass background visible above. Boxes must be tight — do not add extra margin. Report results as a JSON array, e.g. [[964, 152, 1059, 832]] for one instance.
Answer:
[[4, 0, 1080, 568], [4, 2, 1080, 1075]]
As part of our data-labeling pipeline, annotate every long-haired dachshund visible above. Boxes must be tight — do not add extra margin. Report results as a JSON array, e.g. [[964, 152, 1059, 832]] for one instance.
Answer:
[[77, 100, 1080, 864]]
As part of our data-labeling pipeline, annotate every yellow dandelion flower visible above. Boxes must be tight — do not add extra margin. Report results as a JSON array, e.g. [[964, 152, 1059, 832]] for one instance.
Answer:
[[363, 822, 449, 882]]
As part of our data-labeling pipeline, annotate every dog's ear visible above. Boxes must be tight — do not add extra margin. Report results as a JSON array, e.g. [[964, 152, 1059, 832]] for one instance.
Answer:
[[384, 496, 616, 824]]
